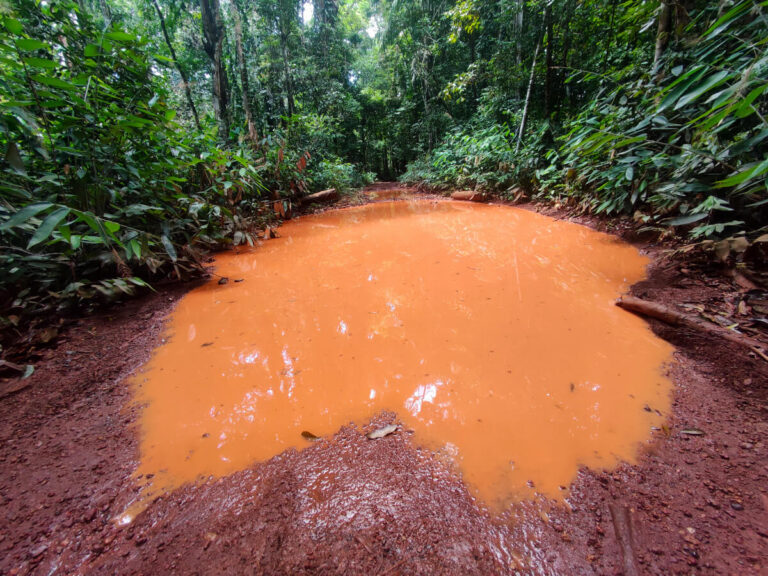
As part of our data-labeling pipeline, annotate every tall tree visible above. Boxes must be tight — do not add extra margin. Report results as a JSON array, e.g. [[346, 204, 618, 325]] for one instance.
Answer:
[[232, 1, 258, 144], [543, 1, 553, 116], [277, 1, 297, 117], [652, 0, 672, 79], [200, 0, 230, 139], [151, 0, 201, 130]]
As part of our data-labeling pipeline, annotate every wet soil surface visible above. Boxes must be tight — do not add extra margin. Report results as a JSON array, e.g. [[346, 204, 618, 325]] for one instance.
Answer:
[[1, 184, 767, 575]]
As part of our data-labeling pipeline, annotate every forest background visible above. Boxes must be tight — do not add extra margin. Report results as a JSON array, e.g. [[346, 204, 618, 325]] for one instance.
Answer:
[[0, 0, 766, 326]]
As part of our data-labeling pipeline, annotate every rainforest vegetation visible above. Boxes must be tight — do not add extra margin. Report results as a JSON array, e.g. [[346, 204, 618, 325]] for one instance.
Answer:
[[1, 0, 766, 322]]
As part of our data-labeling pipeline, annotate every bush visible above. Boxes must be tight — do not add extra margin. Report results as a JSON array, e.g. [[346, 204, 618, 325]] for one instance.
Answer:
[[0, 1, 265, 319]]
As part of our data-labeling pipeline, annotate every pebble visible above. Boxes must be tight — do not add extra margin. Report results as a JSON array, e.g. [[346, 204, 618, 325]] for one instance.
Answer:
[[29, 544, 48, 558], [730, 501, 744, 511]]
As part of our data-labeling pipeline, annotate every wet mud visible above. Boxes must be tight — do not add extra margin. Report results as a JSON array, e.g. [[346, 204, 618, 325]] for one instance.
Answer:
[[0, 184, 766, 575]]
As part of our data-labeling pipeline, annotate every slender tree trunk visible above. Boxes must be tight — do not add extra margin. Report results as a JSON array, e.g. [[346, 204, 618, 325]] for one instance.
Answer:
[[516, 0, 524, 99], [516, 0, 524, 67], [280, 28, 295, 117], [313, 0, 329, 62], [99, 0, 112, 21], [233, 4, 257, 144], [516, 38, 541, 153], [652, 0, 672, 79], [544, 3, 554, 117], [558, 0, 576, 111], [601, 0, 618, 70], [152, 0, 201, 130], [200, 0, 230, 140]]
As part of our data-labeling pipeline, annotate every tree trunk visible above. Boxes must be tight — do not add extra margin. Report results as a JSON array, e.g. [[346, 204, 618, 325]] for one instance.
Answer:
[[200, 0, 230, 140], [544, 3, 554, 117], [422, 75, 432, 151], [559, 0, 576, 111], [279, 31, 295, 117], [516, 0, 524, 98], [516, 37, 540, 153], [616, 296, 767, 360], [152, 0, 201, 131], [232, 4, 258, 144], [99, 0, 112, 21], [601, 0, 618, 70], [652, 0, 672, 80], [516, 0, 524, 67]]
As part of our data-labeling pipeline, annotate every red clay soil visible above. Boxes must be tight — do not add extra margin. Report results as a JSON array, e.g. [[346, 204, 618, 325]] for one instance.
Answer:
[[1, 185, 767, 575]]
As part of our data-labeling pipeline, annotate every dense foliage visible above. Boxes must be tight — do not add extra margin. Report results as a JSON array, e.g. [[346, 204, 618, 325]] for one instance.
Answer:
[[1, 0, 766, 326], [397, 0, 767, 239]]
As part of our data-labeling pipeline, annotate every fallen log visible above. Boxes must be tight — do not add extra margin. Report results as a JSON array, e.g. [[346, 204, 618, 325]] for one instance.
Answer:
[[609, 504, 640, 576], [450, 190, 486, 202], [616, 295, 767, 361], [300, 188, 337, 205]]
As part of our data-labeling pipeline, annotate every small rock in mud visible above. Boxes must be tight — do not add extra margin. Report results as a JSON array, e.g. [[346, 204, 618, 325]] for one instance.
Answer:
[[366, 424, 398, 440], [29, 544, 48, 558]]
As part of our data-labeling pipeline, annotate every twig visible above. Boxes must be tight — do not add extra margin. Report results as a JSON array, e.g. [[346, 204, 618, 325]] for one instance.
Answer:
[[378, 557, 409, 576], [355, 535, 376, 557]]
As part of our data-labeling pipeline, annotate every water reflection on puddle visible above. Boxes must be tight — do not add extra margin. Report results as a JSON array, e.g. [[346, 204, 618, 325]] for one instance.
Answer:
[[133, 200, 673, 505]]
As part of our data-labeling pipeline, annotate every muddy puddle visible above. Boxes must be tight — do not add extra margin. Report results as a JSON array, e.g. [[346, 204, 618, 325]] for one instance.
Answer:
[[132, 199, 673, 507]]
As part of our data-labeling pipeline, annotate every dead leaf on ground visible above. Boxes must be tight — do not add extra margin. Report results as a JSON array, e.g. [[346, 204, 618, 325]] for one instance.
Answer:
[[38, 326, 58, 344], [738, 300, 749, 315], [366, 424, 398, 440], [681, 428, 705, 436], [301, 430, 320, 441]]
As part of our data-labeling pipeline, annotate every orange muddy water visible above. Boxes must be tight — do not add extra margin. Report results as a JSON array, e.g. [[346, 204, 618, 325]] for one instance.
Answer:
[[133, 199, 673, 506]]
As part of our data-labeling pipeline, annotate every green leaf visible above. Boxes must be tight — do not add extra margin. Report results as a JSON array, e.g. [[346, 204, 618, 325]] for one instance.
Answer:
[[23, 56, 57, 69], [674, 70, 732, 110], [128, 277, 154, 290], [130, 238, 142, 259], [84, 44, 100, 57], [4, 19, 23, 35], [160, 234, 177, 262], [716, 158, 768, 188], [704, 1, 750, 38], [663, 212, 709, 226], [15, 38, 47, 51], [103, 220, 120, 235], [735, 83, 768, 119], [28, 207, 70, 248], [105, 31, 136, 43], [0, 202, 53, 230], [30, 74, 77, 91]]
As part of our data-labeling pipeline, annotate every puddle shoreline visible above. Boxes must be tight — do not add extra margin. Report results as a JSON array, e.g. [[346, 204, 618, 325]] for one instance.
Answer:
[[133, 197, 674, 506]]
